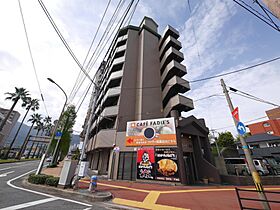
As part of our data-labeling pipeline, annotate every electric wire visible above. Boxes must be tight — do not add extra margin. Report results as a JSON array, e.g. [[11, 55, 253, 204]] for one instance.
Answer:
[[187, 0, 202, 67], [68, 0, 113, 102], [212, 116, 268, 131], [89, 0, 134, 70], [74, 0, 136, 110], [230, 92, 279, 107], [38, 0, 94, 84], [18, 0, 49, 116], [189, 55, 280, 83], [233, 0, 280, 32], [69, 0, 126, 104]]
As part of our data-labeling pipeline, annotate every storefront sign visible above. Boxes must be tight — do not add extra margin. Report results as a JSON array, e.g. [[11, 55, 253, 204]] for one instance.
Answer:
[[155, 148, 180, 182], [126, 117, 176, 146], [137, 148, 155, 180]]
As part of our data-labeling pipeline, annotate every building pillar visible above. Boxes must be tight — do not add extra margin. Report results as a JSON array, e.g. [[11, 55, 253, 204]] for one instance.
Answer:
[[171, 110, 187, 185]]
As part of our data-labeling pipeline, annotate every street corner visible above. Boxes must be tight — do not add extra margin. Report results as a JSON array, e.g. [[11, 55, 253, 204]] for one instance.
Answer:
[[22, 175, 113, 203]]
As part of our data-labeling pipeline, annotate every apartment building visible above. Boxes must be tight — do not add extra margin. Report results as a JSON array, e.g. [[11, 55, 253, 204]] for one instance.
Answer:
[[248, 107, 280, 136], [0, 107, 20, 147], [82, 17, 220, 184]]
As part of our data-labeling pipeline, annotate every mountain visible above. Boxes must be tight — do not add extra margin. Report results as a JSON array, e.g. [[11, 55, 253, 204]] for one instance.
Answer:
[[4, 121, 80, 148], [4, 121, 36, 148]]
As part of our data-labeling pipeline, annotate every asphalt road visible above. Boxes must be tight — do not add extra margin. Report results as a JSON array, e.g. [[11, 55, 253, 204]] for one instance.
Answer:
[[0, 160, 134, 210]]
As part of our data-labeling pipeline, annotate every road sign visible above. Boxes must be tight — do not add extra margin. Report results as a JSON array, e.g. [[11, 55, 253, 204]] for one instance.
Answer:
[[56, 131, 62, 137], [237, 121, 246, 135], [232, 107, 239, 121]]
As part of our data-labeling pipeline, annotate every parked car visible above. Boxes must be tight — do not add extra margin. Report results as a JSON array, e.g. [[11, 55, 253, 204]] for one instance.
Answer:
[[262, 157, 280, 175], [46, 156, 52, 162], [224, 158, 269, 176]]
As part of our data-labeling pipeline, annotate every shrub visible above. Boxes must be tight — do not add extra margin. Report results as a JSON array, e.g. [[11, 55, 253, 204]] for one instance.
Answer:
[[45, 177, 59, 187], [28, 174, 53, 185]]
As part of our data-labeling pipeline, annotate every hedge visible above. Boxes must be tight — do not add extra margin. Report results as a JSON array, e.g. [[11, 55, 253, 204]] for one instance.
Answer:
[[28, 174, 53, 185], [45, 177, 59, 187]]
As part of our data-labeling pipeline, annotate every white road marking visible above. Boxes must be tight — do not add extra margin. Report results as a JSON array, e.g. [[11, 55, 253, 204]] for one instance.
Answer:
[[0, 163, 34, 171], [7, 169, 92, 207], [0, 171, 14, 177], [0, 167, 12, 171], [0, 198, 58, 210]]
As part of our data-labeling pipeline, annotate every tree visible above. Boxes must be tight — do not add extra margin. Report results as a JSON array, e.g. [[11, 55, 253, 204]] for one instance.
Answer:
[[16, 113, 42, 159], [217, 131, 235, 148], [42, 116, 52, 136], [34, 121, 44, 136], [235, 132, 251, 142], [50, 105, 77, 161], [0, 87, 29, 132], [7, 98, 40, 157]]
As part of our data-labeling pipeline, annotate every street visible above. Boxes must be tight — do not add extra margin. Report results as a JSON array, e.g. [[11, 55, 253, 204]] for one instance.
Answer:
[[0, 161, 135, 210]]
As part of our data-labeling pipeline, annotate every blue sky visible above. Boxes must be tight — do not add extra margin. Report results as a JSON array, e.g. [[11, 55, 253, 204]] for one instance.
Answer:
[[0, 0, 279, 137]]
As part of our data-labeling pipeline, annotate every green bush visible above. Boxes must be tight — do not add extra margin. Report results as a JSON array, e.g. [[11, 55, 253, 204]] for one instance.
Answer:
[[28, 174, 53, 185], [45, 176, 59, 187]]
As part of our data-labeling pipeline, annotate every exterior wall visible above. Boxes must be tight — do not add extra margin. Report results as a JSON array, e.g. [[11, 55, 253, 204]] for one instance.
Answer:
[[0, 108, 20, 147], [266, 107, 280, 120], [248, 119, 280, 136], [82, 17, 216, 184]]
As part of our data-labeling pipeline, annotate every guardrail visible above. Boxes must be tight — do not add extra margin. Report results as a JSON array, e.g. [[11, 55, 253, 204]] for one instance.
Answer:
[[235, 188, 280, 210]]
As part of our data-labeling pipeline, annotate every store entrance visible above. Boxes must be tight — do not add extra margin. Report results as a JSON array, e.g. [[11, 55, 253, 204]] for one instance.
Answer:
[[183, 152, 198, 184]]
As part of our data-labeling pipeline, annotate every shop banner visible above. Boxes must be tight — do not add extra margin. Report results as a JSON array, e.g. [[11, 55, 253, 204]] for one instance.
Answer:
[[155, 148, 180, 182], [137, 148, 155, 180], [126, 117, 176, 146]]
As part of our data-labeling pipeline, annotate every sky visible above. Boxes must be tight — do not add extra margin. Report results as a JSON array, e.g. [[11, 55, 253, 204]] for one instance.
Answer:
[[0, 0, 279, 138]]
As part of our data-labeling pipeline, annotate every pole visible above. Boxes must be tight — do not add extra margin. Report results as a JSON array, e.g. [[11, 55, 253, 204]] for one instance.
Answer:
[[72, 84, 98, 189], [211, 130, 220, 157], [221, 78, 270, 210], [36, 78, 67, 175]]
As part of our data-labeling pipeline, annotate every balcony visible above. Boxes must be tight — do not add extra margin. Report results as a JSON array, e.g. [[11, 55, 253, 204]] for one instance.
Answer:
[[163, 94, 194, 117], [100, 105, 118, 121], [159, 25, 180, 50], [160, 47, 184, 74], [159, 36, 182, 61], [162, 76, 190, 108], [161, 60, 187, 89], [93, 129, 116, 149]]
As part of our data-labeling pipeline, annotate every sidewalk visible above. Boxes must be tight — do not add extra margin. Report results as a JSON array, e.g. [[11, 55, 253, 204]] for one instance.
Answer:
[[78, 179, 280, 210], [42, 164, 280, 209]]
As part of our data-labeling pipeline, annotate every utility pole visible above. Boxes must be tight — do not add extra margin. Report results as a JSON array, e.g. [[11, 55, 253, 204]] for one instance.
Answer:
[[221, 78, 270, 210]]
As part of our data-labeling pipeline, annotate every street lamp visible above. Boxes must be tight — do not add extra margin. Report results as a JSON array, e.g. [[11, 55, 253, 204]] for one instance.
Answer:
[[35, 78, 68, 175]]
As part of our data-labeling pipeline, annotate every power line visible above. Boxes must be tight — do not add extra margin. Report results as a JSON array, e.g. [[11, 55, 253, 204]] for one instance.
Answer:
[[18, 0, 49, 116], [38, 0, 94, 84], [230, 91, 279, 107], [68, 0, 113, 102], [190, 56, 280, 83], [69, 0, 126, 103], [74, 0, 137, 110], [213, 116, 268, 131]]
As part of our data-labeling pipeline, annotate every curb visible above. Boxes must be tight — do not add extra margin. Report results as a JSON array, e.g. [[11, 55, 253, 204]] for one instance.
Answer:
[[22, 177, 113, 203]]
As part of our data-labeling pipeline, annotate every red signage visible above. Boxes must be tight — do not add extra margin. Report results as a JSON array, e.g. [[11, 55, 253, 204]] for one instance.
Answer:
[[232, 107, 239, 121]]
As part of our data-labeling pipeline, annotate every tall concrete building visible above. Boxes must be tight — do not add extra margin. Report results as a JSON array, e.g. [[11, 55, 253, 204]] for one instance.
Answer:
[[0, 107, 20, 147], [82, 17, 220, 184]]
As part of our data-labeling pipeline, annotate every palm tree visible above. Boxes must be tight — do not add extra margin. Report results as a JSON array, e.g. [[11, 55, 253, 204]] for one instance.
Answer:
[[7, 98, 40, 157], [41, 116, 51, 136], [0, 87, 29, 132], [34, 121, 44, 136], [16, 113, 42, 159]]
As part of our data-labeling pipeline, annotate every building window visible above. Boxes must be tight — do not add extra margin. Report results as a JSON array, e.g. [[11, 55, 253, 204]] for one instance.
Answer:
[[263, 122, 270, 127], [267, 131, 274, 135]]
